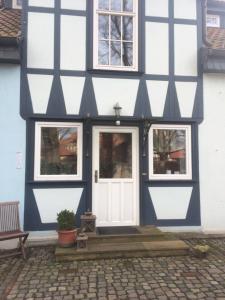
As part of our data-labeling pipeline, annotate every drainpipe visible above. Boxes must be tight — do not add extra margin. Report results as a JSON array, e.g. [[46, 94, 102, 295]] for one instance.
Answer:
[[201, 0, 212, 47]]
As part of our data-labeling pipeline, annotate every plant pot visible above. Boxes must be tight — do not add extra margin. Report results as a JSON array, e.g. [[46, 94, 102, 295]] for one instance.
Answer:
[[57, 229, 77, 247]]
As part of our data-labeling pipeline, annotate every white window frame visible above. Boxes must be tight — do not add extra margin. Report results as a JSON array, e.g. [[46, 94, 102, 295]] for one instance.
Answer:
[[149, 124, 192, 180], [93, 0, 138, 71], [206, 14, 220, 27], [34, 122, 83, 181], [12, 0, 22, 9]]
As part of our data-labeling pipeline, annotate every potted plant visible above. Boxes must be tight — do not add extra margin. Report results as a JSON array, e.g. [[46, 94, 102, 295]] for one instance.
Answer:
[[57, 209, 77, 247], [193, 245, 210, 258]]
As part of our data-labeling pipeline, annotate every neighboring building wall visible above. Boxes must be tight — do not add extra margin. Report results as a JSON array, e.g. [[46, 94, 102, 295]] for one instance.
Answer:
[[200, 74, 225, 233], [0, 64, 25, 228]]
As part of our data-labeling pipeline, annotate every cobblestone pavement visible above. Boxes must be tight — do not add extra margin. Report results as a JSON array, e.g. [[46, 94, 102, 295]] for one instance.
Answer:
[[0, 238, 225, 300]]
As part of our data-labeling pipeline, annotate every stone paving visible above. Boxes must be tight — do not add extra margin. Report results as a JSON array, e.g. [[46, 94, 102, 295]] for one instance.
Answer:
[[0, 238, 225, 300]]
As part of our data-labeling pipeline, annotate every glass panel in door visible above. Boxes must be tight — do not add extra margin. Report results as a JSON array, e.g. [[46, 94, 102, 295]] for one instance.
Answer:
[[99, 132, 132, 178]]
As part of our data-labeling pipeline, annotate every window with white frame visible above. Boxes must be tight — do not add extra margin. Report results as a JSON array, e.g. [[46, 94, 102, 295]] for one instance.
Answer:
[[12, 0, 22, 9], [149, 124, 192, 180], [206, 14, 220, 27], [34, 122, 82, 181], [93, 0, 138, 71]]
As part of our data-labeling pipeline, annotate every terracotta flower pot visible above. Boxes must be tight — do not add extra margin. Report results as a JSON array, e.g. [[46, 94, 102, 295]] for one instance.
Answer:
[[57, 229, 77, 247]]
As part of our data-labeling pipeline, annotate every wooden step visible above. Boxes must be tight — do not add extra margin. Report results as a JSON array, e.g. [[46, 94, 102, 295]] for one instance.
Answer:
[[55, 240, 189, 262], [86, 226, 175, 244]]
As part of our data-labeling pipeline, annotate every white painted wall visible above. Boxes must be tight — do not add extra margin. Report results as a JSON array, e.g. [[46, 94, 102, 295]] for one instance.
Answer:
[[28, 74, 53, 114], [61, 76, 85, 114], [145, 22, 169, 75], [33, 188, 83, 223], [145, 0, 168, 18], [149, 187, 193, 220], [29, 0, 54, 7], [174, 0, 197, 20], [61, 0, 86, 10], [92, 78, 139, 116], [200, 74, 225, 233], [27, 13, 54, 69], [175, 81, 197, 118], [174, 24, 197, 76], [60, 15, 86, 71], [146, 80, 168, 117]]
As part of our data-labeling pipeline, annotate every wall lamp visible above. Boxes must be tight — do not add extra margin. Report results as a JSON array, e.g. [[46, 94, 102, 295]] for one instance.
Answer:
[[113, 102, 122, 126]]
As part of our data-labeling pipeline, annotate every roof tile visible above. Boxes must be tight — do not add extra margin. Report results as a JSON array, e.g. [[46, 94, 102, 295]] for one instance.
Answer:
[[0, 8, 21, 38], [207, 27, 225, 49]]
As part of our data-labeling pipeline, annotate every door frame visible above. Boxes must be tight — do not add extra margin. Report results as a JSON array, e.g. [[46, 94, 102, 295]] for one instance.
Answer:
[[92, 126, 140, 227]]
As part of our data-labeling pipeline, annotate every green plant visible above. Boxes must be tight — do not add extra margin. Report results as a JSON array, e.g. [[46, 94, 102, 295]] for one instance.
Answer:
[[57, 209, 75, 230], [193, 245, 210, 253]]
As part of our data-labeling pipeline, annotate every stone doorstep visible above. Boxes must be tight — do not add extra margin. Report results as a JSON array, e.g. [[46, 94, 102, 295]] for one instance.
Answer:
[[55, 240, 190, 262]]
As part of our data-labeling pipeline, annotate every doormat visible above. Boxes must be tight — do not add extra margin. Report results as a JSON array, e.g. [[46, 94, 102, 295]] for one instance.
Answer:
[[97, 226, 140, 235]]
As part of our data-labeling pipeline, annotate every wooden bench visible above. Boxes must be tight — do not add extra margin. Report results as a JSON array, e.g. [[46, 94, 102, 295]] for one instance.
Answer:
[[0, 201, 29, 259]]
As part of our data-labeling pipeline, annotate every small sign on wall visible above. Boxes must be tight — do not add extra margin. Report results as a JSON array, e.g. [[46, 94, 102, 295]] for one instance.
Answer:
[[16, 152, 23, 169]]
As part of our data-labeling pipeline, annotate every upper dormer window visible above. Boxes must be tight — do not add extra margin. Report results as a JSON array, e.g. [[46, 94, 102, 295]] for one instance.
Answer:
[[12, 0, 22, 9], [207, 14, 220, 27], [93, 0, 138, 71]]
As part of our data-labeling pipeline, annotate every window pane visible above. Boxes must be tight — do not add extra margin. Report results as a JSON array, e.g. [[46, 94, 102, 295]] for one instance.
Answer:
[[123, 16, 133, 41], [99, 0, 109, 10], [111, 0, 121, 11], [99, 15, 109, 39], [111, 41, 121, 65], [41, 127, 77, 175], [122, 42, 133, 66], [100, 133, 132, 178], [99, 40, 109, 65], [153, 129, 187, 175], [111, 16, 121, 40], [123, 0, 133, 12]]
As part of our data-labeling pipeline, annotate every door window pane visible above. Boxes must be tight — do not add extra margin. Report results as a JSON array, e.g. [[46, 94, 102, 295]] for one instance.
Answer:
[[153, 129, 186, 175], [99, 133, 132, 178], [41, 127, 77, 175]]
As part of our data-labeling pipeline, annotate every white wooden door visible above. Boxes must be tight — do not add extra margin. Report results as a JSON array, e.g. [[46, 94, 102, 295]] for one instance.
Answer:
[[92, 127, 139, 227]]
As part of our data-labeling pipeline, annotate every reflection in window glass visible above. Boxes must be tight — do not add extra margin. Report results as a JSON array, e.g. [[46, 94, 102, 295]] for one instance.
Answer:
[[111, 41, 121, 65], [111, 15, 121, 40], [99, 0, 109, 10], [123, 16, 133, 41], [111, 0, 121, 11], [41, 127, 77, 175], [99, 41, 109, 64], [99, 15, 109, 39], [100, 133, 132, 178], [122, 42, 133, 66], [123, 0, 133, 12], [153, 129, 186, 175]]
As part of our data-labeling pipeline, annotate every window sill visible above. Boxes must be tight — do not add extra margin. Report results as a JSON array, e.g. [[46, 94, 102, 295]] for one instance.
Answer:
[[87, 68, 144, 77], [27, 180, 87, 184], [144, 179, 198, 184]]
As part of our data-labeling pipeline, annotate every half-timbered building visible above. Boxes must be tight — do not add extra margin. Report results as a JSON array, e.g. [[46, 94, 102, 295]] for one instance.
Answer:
[[18, 0, 225, 233]]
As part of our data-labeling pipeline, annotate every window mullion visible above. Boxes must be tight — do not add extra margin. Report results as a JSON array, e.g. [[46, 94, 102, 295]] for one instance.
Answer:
[[109, 13, 111, 66], [121, 15, 123, 66]]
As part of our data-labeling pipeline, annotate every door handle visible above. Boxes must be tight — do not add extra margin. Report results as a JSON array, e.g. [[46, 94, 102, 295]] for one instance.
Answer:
[[94, 170, 98, 183]]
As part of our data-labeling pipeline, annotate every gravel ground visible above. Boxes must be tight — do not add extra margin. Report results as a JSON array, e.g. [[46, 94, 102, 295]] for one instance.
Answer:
[[0, 238, 225, 300]]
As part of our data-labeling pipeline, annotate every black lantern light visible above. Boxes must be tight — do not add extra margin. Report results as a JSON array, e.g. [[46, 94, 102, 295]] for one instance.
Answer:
[[113, 102, 122, 125]]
